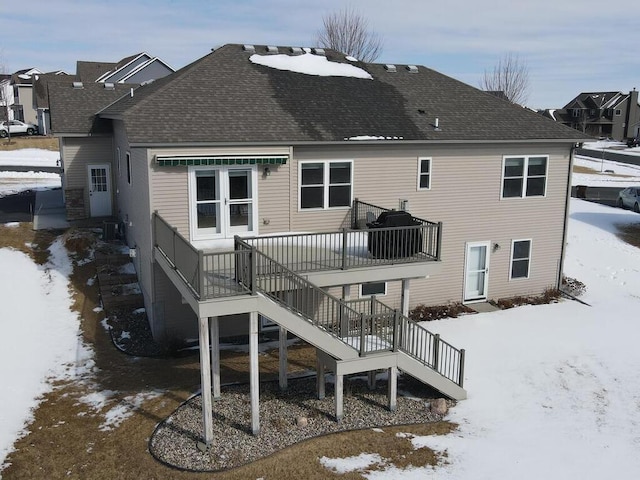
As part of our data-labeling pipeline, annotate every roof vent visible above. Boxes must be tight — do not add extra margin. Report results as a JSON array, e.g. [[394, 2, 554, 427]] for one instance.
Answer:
[[104, 82, 115, 90], [266, 45, 279, 54], [72, 81, 83, 89], [384, 64, 397, 72], [406, 65, 419, 73], [289, 47, 304, 54], [312, 48, 326, 56], [242, 44, 255, 53]]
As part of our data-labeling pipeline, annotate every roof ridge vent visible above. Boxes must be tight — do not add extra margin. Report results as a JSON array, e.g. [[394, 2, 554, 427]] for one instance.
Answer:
[[266, 45, 279, 54], [243, 44, 255, 53], [406, 65, 419, 73], [384, 64, 397, 72], [72, 81, 83, 89], [104, 82, 115, 90], [289, 47, 304, 55], [312, 48, 326, 56]]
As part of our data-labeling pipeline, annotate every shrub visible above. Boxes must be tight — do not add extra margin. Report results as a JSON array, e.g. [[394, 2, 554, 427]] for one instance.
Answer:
[[561, 276, 586, 297], [409, 303, 474, 322]]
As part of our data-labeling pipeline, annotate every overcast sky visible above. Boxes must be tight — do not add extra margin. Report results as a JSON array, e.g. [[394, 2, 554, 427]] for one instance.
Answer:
[[2, 0, 638, 109]]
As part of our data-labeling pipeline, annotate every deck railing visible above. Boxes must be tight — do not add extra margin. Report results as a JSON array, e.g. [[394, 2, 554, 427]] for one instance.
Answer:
[[154, 210, 462, 386], [153, 213, 251, 299]]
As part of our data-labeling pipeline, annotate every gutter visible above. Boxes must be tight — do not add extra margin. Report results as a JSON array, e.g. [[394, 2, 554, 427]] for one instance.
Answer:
[[128, 138, 591, 148]]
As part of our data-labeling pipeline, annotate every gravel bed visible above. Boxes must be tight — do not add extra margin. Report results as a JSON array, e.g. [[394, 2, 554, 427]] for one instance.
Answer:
[[150, 375, 447, 472]]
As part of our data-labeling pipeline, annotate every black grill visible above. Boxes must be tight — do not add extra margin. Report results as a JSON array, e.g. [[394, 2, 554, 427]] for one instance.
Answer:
[[366, 211, 422, 259]]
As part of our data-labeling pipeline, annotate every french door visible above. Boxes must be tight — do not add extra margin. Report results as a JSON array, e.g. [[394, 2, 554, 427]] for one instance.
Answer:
[[464, 241, 490, 302], [190, 166, 257, 239]]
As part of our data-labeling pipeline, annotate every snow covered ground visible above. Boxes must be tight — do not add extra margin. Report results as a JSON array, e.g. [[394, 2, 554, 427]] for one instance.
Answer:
[[2, 150, 640, 477], [0, 149, 61, 198]]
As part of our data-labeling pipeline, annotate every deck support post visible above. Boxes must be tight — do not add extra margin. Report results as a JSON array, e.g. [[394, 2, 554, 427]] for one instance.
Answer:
[[401, 279, 411, 318], [279, 325, 288, 390], [198, 316, 214, 446], [316, 351, 325, 399], [387, 365, 398, 412], [249, 311, 260, 435], [368, 370, 377, 390], [340, 285, 351, 337], [209, 316, 220, 399], [335, 373, 344, 422]]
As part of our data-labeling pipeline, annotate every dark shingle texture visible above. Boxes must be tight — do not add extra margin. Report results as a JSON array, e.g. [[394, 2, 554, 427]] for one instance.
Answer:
[[49, 82, 136, 134], [96, 44, 585, 144]]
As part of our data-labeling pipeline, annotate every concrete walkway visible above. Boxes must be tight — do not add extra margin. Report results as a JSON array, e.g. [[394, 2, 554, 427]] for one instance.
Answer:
[[33, 189, 69, 230]]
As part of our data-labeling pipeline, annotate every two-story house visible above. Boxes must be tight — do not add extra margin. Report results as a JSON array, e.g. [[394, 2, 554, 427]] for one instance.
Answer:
[[47, 44, 586, 441], [543, 90, 640, 140]]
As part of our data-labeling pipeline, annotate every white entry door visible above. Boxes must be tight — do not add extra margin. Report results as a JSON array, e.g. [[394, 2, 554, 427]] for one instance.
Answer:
[[191, 166, 257, 239], [464, 241, 490, 302], [88, 164, 112, 217]]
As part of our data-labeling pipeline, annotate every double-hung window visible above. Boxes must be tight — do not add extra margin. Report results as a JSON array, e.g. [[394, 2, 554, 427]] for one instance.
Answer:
[[300, 160, 352, 209], [510, 240, 531, 279], [417, 157, 431, 190], [502, 155, 547, 198]]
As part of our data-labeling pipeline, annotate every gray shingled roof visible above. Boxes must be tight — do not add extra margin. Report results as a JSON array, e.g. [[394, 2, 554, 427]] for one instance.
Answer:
[[68, 44, 585, 143], [76, 61, 116, 83], [48, 82, 136, 134]]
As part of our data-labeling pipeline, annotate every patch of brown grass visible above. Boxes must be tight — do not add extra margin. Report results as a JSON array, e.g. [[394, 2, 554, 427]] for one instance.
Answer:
[[616, 222, 640, 249], [0, 136, 58, 151], [1, 226, 458, 479], [573, 164, 634, 178]]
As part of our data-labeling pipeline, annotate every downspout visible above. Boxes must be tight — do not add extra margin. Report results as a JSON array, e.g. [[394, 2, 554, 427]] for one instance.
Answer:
[[557, 143, 577, 289]]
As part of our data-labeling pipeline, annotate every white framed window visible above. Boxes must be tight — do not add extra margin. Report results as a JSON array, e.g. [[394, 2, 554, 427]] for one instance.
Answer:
[[510, 239, 532, 279], [615, 109, 622, 116], [572, 109, 581, 117], [417, 157, 431, 190], [359, 282, 387, 297], [299, 160, 352, 210], [126, 152, 131, 185], [501, 155, 548, 198]]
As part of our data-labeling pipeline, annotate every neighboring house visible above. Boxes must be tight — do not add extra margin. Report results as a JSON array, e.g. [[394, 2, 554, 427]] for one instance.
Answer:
[[0, 74, 11, 122], [543, 90, 640, 140], [9, 68, 43, 125], [35, 53, 174, 136], [47, 44, 586, 438]]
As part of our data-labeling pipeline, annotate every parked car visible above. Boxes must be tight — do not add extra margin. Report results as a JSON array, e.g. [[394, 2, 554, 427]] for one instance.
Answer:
[[0, 120, 38, 137], [617, 186, 640, 212], [626, 137, 640, 148]]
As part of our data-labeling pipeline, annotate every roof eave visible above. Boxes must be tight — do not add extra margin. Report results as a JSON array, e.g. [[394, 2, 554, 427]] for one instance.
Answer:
[[129, 138, 589, 148]]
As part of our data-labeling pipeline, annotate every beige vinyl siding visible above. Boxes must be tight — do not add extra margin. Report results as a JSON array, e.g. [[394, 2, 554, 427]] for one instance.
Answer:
[[293, 142, 571, 306], [61, 136, 114, 217], [153, 263, 198, 343], [148, 146, 292, 240]]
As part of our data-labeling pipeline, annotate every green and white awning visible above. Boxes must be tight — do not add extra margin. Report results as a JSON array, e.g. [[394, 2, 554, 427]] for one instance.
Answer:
[[156, 156, 288, 166]]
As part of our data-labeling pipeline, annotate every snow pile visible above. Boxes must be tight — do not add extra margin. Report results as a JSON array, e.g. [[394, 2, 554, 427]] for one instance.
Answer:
[[78, 390, 162, 431], [345, 135, 404, 141], [572, 155, 640, 187], [0, 239, 93, 466], [249, 53, 372, 79]]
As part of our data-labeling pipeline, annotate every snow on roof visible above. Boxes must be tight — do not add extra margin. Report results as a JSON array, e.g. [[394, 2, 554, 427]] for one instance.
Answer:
[[345, 135, 404, 140], [249, 53, 372, 79]]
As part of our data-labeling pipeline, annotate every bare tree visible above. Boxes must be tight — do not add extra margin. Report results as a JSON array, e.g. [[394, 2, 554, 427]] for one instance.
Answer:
[[480, 53, 530, 105], [316, 7, 383, 63]]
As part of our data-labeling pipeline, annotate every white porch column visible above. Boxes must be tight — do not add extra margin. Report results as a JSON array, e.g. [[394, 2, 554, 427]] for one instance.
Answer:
[[335, 373, 344, 421], [388, 365, 398, 412], [209, 316, 221, 399], [401, 279, 411, 318], [279, 326, 288, 390], [316, 351, 325, 400], [249, 311, 260, 435], [198, 316, 214, 446]]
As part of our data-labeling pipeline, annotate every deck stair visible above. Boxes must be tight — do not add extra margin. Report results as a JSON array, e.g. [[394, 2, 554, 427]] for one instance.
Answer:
[[235, 240, 466, 400]]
